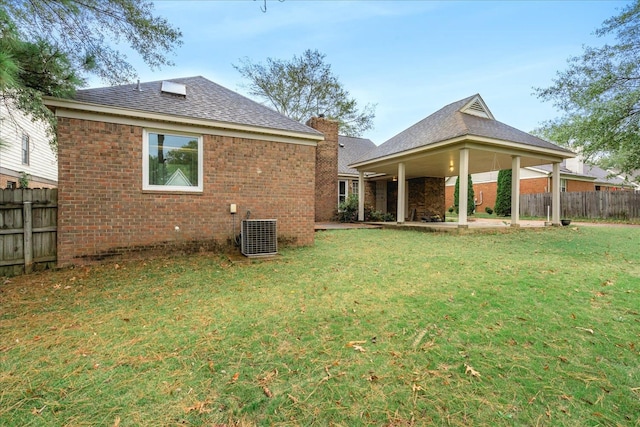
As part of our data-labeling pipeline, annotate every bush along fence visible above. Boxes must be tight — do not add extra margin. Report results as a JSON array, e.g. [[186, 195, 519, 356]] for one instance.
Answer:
[[0, 188, 57, 276], [520, 191, 640, 220]]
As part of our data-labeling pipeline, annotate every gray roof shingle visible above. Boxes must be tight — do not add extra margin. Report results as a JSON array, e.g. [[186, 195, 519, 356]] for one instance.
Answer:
[[72, 76, 322, 136], [356, 95, 572, 163], [338, 135, 376, 175]]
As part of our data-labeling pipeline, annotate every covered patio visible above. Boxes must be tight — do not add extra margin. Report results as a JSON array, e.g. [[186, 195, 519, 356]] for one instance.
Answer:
[[350, 95, 574, 227]]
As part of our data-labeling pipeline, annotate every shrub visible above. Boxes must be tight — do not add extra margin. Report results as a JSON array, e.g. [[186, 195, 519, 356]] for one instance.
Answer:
[[336, 194, 358, 222], [448, 206, 454, 213], [485, 206, 493, 215], [454, 174, 475, 215], [367, 210, 395, 222], [495, 169, 512, 216]]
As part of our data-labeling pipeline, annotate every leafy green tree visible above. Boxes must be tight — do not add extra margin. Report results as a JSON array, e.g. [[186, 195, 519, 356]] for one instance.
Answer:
[[494, 169, 512, 217], [535, 1, 640, 175], [234, 49, 376, 137], [453, 174, 475, 215], [0, 1, 182, 148]]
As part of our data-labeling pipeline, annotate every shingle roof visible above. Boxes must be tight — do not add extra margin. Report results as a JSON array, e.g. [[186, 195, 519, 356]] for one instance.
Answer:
[[583, 164, 630, 186], [338, 135, 377, 175], [530, 163, 593, 179], [356, 94, 572, 163], [72, 76, 322, 136], [532, 162, 635, 186]]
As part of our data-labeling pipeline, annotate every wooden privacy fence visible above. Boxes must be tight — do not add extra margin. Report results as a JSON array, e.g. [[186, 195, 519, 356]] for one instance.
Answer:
[[520, 191, 640, 220], [0, 188, 57, 276]]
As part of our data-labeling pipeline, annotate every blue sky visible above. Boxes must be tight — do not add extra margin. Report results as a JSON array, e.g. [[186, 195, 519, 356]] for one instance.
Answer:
[[103, 0, 629, 144]]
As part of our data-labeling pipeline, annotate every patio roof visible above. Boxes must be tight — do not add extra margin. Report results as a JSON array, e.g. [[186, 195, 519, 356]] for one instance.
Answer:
[[350, 94, 574, 178]]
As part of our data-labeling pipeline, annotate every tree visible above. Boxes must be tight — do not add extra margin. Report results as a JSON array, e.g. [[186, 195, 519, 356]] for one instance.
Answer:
[[494, 169, 512, 217], [453, 174, 475, 215], [234, 49, 376, 137], [534, 1, 640, 176], [0, 1, 182, 148]]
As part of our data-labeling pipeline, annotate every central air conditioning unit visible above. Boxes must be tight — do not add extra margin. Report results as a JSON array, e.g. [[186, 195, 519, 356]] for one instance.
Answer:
[[241, 219, 277, 257]]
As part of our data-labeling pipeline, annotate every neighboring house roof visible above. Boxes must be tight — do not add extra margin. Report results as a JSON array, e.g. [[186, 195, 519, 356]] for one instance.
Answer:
[[50, 76, 323, 138], [528, 163, 594, 181], [583, 164, 635, 187], [355, 94, 573, 164], [530, 162, 638, 187], [338, 135, 376, 176]]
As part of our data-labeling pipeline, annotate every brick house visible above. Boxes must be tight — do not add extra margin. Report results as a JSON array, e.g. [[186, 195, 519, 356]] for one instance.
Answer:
[[337, 135, 376, 207], [350, 94, 575, 226], [0, 102, 58, 188], [45, 76, 331, 266]]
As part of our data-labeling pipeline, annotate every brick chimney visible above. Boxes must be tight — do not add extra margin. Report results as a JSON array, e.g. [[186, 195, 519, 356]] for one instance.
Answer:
[[307, 116, 339, 222]]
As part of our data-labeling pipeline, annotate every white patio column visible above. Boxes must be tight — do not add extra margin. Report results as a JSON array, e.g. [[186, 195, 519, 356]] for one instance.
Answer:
[[397, 162, 406, 223], [458, 148, 469, 227], [358, 170, 365, 221], [552, 162, 561, 225], [511, 155, 521, 227]]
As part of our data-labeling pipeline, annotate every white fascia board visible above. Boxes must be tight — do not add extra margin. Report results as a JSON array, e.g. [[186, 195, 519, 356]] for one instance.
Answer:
[[44, 97, 323, 146], [350, 136, 574, 170]]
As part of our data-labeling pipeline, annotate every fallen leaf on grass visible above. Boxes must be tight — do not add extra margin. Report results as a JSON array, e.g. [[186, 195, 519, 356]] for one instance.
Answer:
[[262, 386, 273, 398], [346, 340, 367, 348], [230, 372, 239, 383], [352, 345, 366, 353], [31, 405, 46, 415], [464, 363, 481, 378], [412, 384, 424, 392], [184, 401, 211, 414], [112, 416, 121, 427], [288, 394, 299, 403]]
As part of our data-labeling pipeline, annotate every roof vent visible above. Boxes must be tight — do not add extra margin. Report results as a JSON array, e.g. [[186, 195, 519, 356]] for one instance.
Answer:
[[460, 96, 493, 119], [161, 81, 186, 97]]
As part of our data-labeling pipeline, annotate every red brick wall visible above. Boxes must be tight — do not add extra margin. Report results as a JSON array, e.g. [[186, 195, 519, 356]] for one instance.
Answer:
[[566, 179, 594, 192], [407, 177, 445, 219], [520, 177, 548, 194], [472, 182, 497, 212], [307, 117, 338, 222], [0, 174, 56, 189], [446, 177, 550, 212], [56, 117, 316, 266]]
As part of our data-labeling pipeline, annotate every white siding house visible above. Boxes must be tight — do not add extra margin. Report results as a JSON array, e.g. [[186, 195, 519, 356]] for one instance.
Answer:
[[0, 103, 57, 188]]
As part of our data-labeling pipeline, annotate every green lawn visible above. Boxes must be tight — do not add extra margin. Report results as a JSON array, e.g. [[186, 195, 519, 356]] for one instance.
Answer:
[[1, 227, 638, 426]]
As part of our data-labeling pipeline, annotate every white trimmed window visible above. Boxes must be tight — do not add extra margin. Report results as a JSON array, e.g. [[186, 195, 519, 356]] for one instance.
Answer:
[[338, 180, 348, 205], [143, 129, 203, 192], [560, 178, 567, 192], [21, 133, 29, 165], [351, 180, 358, 197]]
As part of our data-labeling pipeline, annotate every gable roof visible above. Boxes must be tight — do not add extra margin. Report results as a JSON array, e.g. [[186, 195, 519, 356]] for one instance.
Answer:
[[60, 76, 322, 138], [355, 94, 572, 164], [338, 135, 376, 176]]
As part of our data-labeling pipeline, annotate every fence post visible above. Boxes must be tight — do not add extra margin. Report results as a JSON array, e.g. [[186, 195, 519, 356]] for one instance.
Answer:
[[23, 194, 33, 274]]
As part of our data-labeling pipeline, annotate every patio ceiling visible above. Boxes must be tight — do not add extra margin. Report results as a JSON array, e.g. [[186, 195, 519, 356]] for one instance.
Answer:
[[353, 137, 574, 180]]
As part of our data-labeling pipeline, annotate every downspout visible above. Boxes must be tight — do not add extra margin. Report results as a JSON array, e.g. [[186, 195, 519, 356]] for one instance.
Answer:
[[475, 190, 483, 207]]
